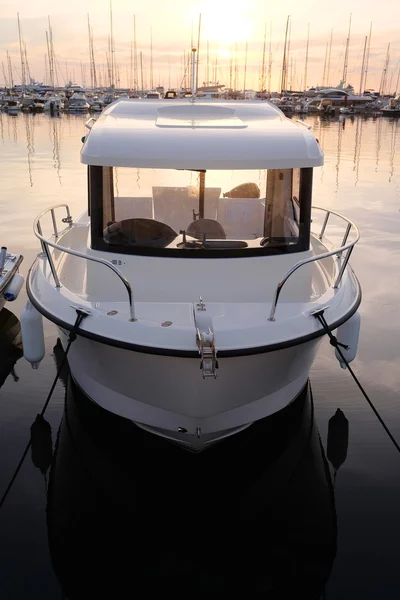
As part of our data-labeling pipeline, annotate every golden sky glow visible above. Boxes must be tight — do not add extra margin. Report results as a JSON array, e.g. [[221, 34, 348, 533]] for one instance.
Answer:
[[1, 1, 399, 92]]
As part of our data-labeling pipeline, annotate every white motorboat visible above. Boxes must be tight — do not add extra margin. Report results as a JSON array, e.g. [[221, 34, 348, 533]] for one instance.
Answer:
[[381, 97, 400, 117], [25, 98, 361, 451], [65, 93, 90, 112], [3, 100, 21, 116], [43, 96, 63, 113], [0, 247, 24, 311]]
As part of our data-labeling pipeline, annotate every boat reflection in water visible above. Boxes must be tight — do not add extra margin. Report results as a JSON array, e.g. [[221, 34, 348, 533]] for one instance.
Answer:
[[46, 371, 339, 597]]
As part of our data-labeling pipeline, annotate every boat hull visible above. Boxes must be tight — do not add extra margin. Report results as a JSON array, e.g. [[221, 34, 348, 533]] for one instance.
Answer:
[[58, 329, 321, 451], [381, 110, 400, 117]]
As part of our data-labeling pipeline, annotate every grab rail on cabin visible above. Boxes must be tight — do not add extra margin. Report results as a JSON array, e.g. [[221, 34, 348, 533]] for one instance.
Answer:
[[33, 204, 136, 322], [268, 206, 360, 321]]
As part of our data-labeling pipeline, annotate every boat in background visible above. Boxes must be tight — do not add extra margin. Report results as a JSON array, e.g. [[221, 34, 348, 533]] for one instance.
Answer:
[[381, 96, 400, 117], [0, 247, 24, 311], [43, 96, 63, 113], [144, 90, 161, 99], [65, 93, 90, 112], [3, 99, 21, 115]]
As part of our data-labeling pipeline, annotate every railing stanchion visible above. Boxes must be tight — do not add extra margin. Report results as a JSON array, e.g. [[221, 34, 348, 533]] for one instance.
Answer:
[[51, 209, 59, 238], [42, 241, 61, 288], [66, 205, 72, 227], [36, 221, 46, 255], [338, 223, 352, 257], [319, 211, 330, 240], [334, 246, 354, 289]]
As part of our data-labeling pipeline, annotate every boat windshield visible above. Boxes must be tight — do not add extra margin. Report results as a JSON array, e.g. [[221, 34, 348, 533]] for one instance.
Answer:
[[89, 166, 312, 257]]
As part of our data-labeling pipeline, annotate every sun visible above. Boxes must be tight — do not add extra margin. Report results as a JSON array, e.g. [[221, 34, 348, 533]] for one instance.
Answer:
[[205, 14, 252, 44], [213, 48, 232, 58], [188, 1, 252, 45]]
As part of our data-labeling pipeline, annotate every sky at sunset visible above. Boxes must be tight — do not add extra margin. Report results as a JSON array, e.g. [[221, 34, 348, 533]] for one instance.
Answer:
[[1, 0, 399, 92]]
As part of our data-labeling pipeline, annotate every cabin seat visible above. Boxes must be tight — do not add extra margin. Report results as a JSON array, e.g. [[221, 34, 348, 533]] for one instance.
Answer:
[[186, 219, 227, 240], [104, 218, 177, 247]]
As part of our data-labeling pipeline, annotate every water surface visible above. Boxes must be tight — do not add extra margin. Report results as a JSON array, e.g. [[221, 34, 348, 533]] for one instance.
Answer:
[[0, 111, 399, 598]]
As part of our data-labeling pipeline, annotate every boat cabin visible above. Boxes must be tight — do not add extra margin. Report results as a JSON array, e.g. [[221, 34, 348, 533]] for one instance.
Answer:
[[81, 99, 323, 258]]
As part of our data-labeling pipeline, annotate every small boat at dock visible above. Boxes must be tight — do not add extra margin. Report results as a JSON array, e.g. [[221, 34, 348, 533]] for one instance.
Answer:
[[0, 247, 24, 311], [380, 96, 400, 117]]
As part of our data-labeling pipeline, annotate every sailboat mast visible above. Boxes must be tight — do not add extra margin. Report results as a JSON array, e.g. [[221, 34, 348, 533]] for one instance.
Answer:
[[229, 47, 232, 90], [17, 13, 26, 88], [387, 62, 396, 96], [87, 15, 93, 89], [140, 51, 144, 92], [109, 0, 116, 88], [280, 15, 290, 93], [207, 41, 210, 84], [243, 41, 248, 93], [24, 44, 31, 84], [2, 60, 9, 88], [129, 42, 133, 91], [322, 42, 328, 86], [92, 25, 97, 89], [342, 13, 352, 85], [287, 17, 291, 89], [150, 28, 153, 90], [267, 22, 272, 92], [87, 16, 92, 88], [44, 54, 48, 86], [304, 23, 309, 92], [394, 61, 400, 96], [359, 36, 367, 95], [364, 22, 372, 92], [106, 50, 112, 88], [326, 29, 333, 87], [290, 58, 293, 91], [196, 14, 201, 91], [234, 42, 238, 90], [7, 51, 14, 88], [379, 43, 390, 96], [45, 30, 52, 88], [133, 15, 138, 92], [260, 23, 266, 91]]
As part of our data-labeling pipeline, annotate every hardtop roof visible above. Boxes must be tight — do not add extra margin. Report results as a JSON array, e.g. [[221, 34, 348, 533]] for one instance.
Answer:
[[81, 98, 324, 170]]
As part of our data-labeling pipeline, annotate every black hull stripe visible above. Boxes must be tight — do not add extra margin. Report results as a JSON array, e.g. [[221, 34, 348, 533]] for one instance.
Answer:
[[27, 266, 361, 358]]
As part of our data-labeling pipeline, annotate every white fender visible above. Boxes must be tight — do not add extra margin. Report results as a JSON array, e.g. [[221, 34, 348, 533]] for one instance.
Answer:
[[335, 311, 361, 369], [3, 272, 24, 301], [20, 301, 45, 369]]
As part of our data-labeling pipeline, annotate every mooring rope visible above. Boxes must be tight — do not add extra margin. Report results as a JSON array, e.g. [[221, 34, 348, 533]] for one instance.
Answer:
[[315, 311, 400, 454], [0, 309, 88, 510]]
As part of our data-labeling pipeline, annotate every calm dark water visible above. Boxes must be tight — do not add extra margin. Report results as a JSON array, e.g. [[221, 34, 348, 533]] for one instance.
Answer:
[[0, 111, 399, 598]]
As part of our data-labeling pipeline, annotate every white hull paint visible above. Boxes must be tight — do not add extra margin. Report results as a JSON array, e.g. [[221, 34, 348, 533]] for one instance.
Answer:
[[59, 329, 321, 450]]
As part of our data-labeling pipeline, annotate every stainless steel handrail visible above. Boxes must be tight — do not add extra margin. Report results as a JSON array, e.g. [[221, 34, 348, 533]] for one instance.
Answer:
[[33, 204, 136, 322], [34, 204, 358, 325], [268, 206, 360, 321], [84, 116, 96, 130]]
